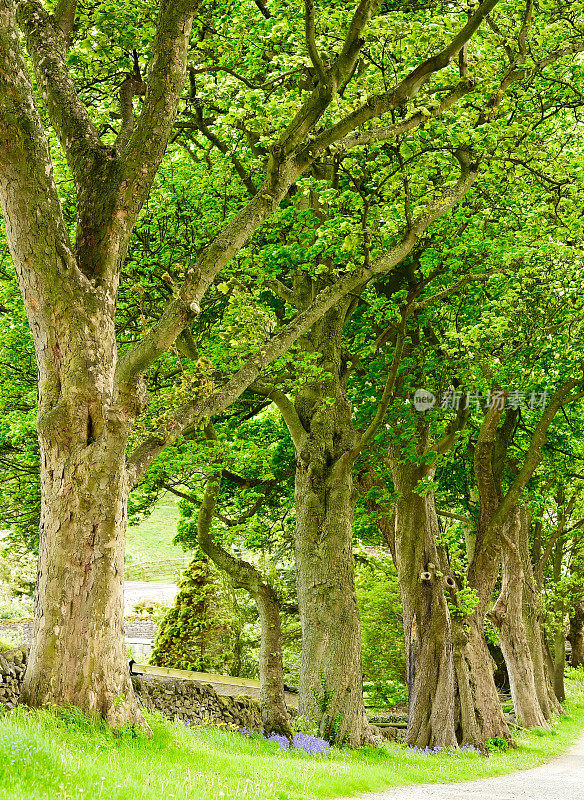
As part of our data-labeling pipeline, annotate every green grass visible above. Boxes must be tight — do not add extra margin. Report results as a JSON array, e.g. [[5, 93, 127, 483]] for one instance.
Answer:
[[0, 673, 583, 800], [125, 495, 190, 581]]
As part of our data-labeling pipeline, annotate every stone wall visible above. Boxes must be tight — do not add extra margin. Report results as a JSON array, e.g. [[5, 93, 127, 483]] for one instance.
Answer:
[[131, 674, 262, 729], [0, 648, 263, 730], [0, 648, 26, 709]]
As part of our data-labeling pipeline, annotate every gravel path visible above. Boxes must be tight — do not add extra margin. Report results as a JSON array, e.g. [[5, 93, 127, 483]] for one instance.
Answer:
[[341, 731, 584, 800]]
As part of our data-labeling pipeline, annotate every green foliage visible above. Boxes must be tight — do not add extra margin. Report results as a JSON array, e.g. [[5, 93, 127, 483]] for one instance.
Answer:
[[0, 629, 25, 650], [356, 556, 406, 709], [485, 736, 509, 754], [447, 582, 479, 621], [0, 544, 36, 599], [364, 680, 408, 710], [0, 596, 33, 620]]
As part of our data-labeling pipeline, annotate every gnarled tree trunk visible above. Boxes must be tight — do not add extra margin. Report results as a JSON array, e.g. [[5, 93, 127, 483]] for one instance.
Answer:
[[388, 451, 457, 748], [490, 509, 549, 729], [286, 302, 372, 746], [520, 508, 564, 718], [19, 326, 146, 728], [294, 452, 371, 746]]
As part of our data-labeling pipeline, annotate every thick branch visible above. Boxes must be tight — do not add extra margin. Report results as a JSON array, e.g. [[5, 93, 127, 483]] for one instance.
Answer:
[[196, 425, 274, 597], [250, 385, 308, 452], [0, 1, 79, 291], [116, 69, 147, 153], [54, 0, 76, 45], [432, 400, 470, 456], [16, 0, 106, 185], [334, 79, 475, 151], [118, 0, 197, 209], [308, 0, 501, 155]]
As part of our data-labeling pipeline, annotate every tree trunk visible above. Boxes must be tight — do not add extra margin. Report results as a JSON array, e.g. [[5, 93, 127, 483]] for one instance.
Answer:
[[292, 303, 372, 747], [453, 613, 513, 745], [388, 451, 457, 749], [490, 509, 549, 729], [551, 539, 566, 703], [568, 601, 584, 669], [294, 451, 372, 746], [255, 585, 294, 737], [20, 394, 146, 729], [519, 509, 564, 718]]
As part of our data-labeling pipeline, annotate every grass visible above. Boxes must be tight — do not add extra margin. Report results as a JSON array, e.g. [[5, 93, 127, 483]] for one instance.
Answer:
[[125, 495, 190, 581], [0, 672, 583, 800]]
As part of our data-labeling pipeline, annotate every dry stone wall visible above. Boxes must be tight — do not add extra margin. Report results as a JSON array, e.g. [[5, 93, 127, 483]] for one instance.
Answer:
[[0, 648, 262, 730]]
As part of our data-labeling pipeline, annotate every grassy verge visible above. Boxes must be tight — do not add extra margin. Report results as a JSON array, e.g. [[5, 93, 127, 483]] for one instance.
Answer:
[[0, 672, 583, 800], [125, 495, 189, 582]]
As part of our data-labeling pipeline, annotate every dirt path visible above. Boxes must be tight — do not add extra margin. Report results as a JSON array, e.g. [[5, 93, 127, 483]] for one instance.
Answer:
[[341, 731, 584, 800]]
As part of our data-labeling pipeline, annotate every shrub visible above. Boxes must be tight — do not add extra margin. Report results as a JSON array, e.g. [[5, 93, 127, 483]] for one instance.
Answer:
[[485, 736, 509, 753]]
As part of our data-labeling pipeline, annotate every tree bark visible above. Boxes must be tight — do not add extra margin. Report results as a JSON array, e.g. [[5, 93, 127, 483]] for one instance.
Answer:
[[19, 350, 146, 728], [551, 539, 566, 703], [520, 509, 564, 718], [255, 584, 294, 737], [0, 0, 194, 727], [294, 455, 371, 745]]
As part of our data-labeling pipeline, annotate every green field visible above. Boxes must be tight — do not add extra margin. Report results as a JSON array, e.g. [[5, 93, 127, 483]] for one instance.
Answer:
[[0, 673, 583, 800], [125, 496, 191, 581]]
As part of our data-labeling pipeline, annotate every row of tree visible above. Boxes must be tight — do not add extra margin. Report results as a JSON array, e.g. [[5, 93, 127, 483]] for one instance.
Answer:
[[0, 0, 583, 747]]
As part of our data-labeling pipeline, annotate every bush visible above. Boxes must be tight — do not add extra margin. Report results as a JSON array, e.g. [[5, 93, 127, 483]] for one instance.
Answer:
[[150, 555, 240, 673], [485, 736, 509, 753]]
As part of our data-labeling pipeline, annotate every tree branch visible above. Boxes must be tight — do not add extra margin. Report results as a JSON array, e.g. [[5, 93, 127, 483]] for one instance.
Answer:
[[536, 490, 580, 584], [118, 0, 199, 220], [250, 384, 308, 452], [333, 79, 475, 151], [196, 424, 273, 596], [116, 72, 147, 153], [487, 380, 581, 539], [191, 107, 257, 196], [115, 0, 500, 388], [304, 0, 327, 86], [346, 314, 407, 464], [307, 0, 501, 155]]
